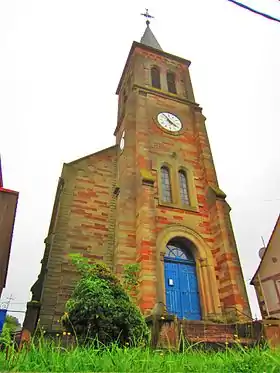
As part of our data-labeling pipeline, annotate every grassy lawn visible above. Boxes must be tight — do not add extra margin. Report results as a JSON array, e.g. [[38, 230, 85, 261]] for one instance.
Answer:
[[1, 342, 280, 372]]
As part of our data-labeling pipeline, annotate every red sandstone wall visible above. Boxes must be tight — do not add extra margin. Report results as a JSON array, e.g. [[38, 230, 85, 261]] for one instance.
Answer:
[[39, 146, 117, 330]]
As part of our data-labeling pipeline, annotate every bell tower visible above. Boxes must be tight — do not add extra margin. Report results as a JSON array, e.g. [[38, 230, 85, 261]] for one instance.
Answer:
[[113, 11, 251, 321]]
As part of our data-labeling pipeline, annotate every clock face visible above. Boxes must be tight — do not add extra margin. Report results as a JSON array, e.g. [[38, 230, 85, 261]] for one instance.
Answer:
[[157, 112, 182, 132], [120, 131, 125, 151]]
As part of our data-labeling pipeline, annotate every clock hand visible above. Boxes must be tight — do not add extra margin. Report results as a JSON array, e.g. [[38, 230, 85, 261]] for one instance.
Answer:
[[163, 114, 179, 128]]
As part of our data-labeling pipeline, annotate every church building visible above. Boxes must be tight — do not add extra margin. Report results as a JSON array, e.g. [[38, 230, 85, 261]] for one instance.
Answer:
[[23, 17, 251, 334]]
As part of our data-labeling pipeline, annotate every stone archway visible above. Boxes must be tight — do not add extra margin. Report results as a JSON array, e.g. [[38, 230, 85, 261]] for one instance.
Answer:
[[156, 225, 222, 320], [164, 237, 201, 320]]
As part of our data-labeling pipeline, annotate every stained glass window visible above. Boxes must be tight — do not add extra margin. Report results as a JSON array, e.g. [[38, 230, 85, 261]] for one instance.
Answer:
[[179, 170, 190, 205], [161, 166, 172, 203], [167, 72, 177, 94], [151, 66, 161, 89]]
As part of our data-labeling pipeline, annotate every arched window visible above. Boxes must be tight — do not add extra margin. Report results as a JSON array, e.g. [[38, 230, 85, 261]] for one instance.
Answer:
[[161, 166, 172, 203], [165, 243, 194, 263], [167, 71, 177, 94], [179, 170, 190, 205], [151, 66, 161, 89]]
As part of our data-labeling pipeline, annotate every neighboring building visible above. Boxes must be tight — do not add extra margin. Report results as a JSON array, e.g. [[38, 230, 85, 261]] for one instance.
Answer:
[[0, 157, 19, 298], [251, 215, 280, 319], [23, 19, 251, 334]]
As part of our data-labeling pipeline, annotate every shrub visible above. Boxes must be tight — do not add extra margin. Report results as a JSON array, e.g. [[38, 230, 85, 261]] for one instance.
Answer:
[[123, 263, 140, 294], [61, 254, 150, 347], [0, 323, 12, 349], [4, 315, 20, 333]]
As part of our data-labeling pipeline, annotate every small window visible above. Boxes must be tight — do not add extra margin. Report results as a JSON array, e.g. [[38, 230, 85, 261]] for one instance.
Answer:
[[127, 75, 131, 91], [167, 72, 177, 94], [179, 170, 190, 205], [151, 66, 161, 89], [123, 88, 128, 104], [161, 166, 172, 203]]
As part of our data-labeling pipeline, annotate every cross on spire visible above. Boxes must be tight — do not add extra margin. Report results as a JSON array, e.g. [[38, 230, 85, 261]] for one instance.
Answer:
[[141, 8, 154, 25], [140, 8, 162, 50]]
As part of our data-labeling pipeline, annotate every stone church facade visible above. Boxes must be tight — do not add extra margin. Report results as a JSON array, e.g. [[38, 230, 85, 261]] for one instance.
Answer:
[[23, 23, 251, 333]]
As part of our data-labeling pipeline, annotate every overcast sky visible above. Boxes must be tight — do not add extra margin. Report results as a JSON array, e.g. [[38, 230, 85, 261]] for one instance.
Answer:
[[1, 0, 279, 323]]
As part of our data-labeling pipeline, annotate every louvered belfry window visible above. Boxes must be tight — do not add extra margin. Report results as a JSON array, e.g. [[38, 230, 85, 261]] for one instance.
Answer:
[[167, 71, 177, 94], [151, 66, 161, 89], [179, 170, 190, 205], [161, 166, 172, 203]]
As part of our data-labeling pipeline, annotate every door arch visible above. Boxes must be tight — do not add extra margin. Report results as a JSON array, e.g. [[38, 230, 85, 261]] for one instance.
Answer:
[[164, 238, 201, 320]]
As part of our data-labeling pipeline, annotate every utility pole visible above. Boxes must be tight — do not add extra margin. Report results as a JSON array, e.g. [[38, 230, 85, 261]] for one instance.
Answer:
[[0, 294, 14, 310], [6, 294, 14, 308]]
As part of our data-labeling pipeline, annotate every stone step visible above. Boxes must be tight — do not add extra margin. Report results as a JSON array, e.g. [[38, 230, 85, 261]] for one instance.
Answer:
[[187, 336, 256, 344]]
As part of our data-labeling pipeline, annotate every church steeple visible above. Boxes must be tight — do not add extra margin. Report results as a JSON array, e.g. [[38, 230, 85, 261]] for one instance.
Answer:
[[140, 22, 162, 50], [140, 9, 162, 50]]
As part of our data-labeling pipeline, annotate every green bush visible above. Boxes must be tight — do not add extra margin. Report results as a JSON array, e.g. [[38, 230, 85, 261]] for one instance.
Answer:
[[62, 254, 150, 347]]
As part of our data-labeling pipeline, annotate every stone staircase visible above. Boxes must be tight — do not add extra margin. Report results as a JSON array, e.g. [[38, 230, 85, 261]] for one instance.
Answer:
[[146, 315, 263, 350], [181, 321, 260, 348]]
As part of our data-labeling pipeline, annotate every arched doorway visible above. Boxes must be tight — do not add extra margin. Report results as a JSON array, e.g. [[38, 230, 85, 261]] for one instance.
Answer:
[[164, 237, 201, 320]]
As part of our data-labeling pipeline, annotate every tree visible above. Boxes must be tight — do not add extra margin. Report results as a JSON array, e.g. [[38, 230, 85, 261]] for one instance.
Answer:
[[61, 254, 150, 347], [4, 315, 20, 333]]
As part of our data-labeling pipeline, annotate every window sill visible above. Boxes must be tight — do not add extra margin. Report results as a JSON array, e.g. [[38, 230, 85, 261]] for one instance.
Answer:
[[158, 201, 199, 213]]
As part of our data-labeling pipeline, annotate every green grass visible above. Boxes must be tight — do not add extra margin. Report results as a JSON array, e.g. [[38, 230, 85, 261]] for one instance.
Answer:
[[1, 341, 280, 372]]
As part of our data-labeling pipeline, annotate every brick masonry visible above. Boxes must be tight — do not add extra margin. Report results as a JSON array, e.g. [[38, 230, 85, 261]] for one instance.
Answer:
[[24, 41, 251, 333], [146, 316, 266, 350], [146, 316, 280, 350]]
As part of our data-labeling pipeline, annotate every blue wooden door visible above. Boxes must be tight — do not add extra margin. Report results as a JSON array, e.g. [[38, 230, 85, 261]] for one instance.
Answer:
[[164, 244, 201, 320], [164, 261, 181, 317], [180, 263, 201, 320]]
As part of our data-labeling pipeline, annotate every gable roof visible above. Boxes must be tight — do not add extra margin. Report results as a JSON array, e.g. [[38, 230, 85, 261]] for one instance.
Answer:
[[65, 145, 117, 166], [251, 214, 280, 284]]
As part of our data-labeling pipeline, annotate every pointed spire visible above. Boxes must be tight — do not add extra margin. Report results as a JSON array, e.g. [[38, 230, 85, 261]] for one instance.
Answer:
[[140, 9, 162, 50]]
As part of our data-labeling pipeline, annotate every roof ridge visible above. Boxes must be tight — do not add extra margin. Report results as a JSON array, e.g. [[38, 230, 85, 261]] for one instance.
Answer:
[[251, 214, 280, 284]]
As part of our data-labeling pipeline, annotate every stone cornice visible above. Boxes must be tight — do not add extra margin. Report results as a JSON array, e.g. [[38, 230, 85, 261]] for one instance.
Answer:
[[209, 185, 227, 200], [140, 169, 155, 186], [135, 84, 200, 107]]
